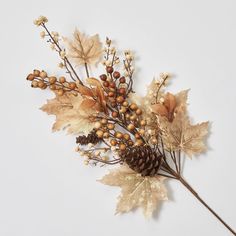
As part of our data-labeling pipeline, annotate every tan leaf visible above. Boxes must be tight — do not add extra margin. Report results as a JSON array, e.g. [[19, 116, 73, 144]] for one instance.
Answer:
[[64, 28, 102, 66], [79, 98, 97, 110], [164, 92, 176, 114], [151, 104, 168, 117], [99, 166, 167, 218], [175, 89, 189, 114], [87, 77, 108, 114], [76, 83, 95, 97], [162, 111, 209, 157], [40, 93, 97, 135]]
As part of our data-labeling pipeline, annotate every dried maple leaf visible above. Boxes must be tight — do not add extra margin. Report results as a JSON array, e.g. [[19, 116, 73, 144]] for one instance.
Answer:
[[99, 166, 167, 218], [40, 93, 97, 134], [161, 111, 209, 157], [151, 90, 189, 122], [64, 28, 102, 66], [86, 78, 108, 114]]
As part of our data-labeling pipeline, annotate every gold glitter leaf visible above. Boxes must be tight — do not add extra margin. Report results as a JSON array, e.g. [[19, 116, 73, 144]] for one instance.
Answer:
[[40, 93, 97, 134], [161, 111, 209, 157], [99, 166, 167, 218], [64, 29, 102, 66]]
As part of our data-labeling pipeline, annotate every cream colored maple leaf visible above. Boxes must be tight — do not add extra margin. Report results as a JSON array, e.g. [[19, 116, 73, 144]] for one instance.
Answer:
[[161, 111, 209, 157], [99, 165, 167, 218], [40, 93, 97, 134], [64, 28, 102, 66]]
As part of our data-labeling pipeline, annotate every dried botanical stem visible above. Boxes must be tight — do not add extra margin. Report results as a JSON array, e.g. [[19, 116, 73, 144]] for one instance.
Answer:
[[155, 75, 168, 103], [41, 23, 84, 85], [178, 176, 236, 236], [85, 62, 90, 78]]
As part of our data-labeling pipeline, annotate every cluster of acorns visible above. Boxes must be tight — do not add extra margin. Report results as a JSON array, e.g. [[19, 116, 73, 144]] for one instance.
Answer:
[[26, 69, 78, 96]]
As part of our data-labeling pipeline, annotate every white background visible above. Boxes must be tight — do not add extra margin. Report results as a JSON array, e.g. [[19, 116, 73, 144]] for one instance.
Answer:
[[0, 0, 236, 235]]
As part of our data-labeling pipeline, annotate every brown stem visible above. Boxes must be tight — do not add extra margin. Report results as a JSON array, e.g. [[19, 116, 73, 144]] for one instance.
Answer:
[[41, 23, 83, 85], [179, 176, 236, 235], [85, 63, 90, 78]]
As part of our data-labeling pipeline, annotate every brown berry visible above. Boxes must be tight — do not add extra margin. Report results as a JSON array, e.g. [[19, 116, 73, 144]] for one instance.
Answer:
[[112, 111, 118, 118], [119, 143, 126, 151], [96, 130, 104, 138], [108, 92, 115, 97], [50, 84, 56, 90], [115, 132, 123, 139], [101, 118, 108, 125], [100, 74, 107, 81], [38, 81, 45, 88], [122, 101, 129, 107], [130, 103, 138, 110], [106, 66, 114, 74], [49, 76, 57, 84], [103, 132, 109, 138], [107, 123, 115, 130], [111, 102, 116, 108], [130, 114, 137, 121], [127, 123, 135, 131], [125, 114, 130, 119], [109, 82, 116, 88], [31, 81, 38, 88], [123, 133, 130, 141], [116, 96, 125, 103], [139, 129, 145, 135], [59, 76, 66, 83], [27, 74, 35, 81], [103, 81, 109, 87], [135, 139, 143, 146], [69, 82, 76, 89], [33, 69, 40, 76], [113, 71, 120, 79], [135, 133, 141, 139], [119, 76, 126, 83], [140, 120, 147, 126], [128, 140, 134, 146], [136, 109, 142, 115], [57, 89, 64, 96], [119, 88, 126, 94], [39, 71, 47, 79], [110, 139, 117, 146]]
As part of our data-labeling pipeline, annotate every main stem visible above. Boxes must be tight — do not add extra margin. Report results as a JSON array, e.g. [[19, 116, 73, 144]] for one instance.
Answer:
[[179, 177, 236, 235]]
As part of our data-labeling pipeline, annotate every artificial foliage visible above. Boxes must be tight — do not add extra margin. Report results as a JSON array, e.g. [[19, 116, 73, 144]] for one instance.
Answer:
[[26, 16, 236, 235]]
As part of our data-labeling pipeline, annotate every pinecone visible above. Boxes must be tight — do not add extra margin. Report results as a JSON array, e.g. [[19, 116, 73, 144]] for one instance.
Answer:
[[120, 146, 163, 177], [76, 130, 102, 145]]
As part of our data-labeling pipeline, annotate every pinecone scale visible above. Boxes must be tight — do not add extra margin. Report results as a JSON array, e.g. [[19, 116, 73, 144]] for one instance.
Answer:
[[120, 146, 163, 177]]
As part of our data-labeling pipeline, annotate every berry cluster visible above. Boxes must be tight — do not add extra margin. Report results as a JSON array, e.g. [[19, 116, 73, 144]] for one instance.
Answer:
[[26, 69, 78, 96]]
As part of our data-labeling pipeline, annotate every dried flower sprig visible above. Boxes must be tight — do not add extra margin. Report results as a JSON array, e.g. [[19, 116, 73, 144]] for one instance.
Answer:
[[26, 16, 236, 235]]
